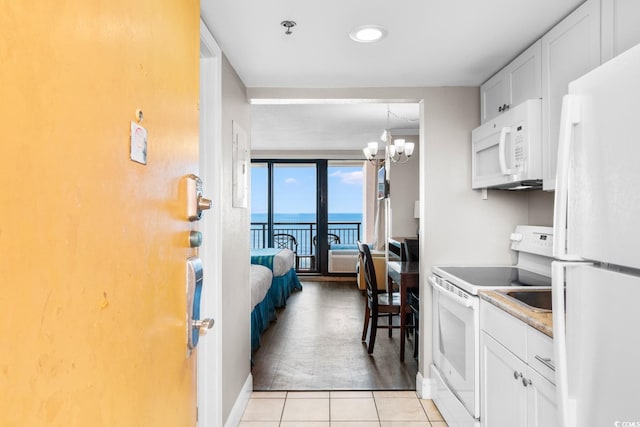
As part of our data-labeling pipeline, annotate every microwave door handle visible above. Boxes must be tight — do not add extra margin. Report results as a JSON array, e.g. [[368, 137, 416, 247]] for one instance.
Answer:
[[498, 126, 514, 175]]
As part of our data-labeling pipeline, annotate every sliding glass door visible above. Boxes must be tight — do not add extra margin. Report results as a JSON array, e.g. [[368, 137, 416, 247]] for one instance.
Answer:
[[328, 161, 363, 246], [251, 163, 269, 248], [251, 160, 363, 273], [273, 163, 317, 270]]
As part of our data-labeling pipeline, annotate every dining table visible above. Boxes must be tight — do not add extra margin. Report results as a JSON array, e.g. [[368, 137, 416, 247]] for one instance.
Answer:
[[387, 260, 419, 362]]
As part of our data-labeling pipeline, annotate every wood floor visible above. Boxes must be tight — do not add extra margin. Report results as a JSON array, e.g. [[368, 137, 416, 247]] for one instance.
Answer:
[[251, 280, 418, 391]]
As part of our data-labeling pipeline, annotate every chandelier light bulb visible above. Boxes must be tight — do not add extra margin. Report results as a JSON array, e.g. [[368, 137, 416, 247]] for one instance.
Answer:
[[389, 144, 397, 158], [367, 141, 379, 156], [362, 107, 414, 165], [405, 142, 415, 157]]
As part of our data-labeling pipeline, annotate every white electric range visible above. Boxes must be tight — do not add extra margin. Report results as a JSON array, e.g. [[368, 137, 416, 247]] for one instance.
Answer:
[[429, 225, 554, 427]]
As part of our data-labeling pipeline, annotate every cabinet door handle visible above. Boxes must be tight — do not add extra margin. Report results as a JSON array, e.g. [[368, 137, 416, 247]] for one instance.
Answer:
[[522, 377, 532, 387], [534, 355, 556, 371], [498, 105, 504, 112], [504, 104, 510, 111], [513, 370, 522, 380]]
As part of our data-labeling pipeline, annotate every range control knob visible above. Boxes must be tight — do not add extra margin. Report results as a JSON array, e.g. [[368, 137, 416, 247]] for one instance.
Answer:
[[510, 233, 523, 242]]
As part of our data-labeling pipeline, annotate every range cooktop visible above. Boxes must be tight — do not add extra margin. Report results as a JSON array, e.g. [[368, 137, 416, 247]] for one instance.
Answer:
[[433, 266, 551, 295]]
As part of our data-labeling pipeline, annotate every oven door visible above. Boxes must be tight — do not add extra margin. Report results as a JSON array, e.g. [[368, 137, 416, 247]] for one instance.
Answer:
[[430, 275, 480, 418]]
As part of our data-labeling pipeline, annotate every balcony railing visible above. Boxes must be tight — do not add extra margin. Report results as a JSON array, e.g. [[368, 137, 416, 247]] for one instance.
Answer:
[[250, 221, 361, 271]]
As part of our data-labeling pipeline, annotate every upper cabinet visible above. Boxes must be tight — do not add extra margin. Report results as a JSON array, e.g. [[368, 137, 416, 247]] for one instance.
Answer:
[[601, 0, 640, 62], [480, 71, 508, 124], [481, 41, 542, 124], [478, 0, 640, 191], [541, 0, 601, 190]]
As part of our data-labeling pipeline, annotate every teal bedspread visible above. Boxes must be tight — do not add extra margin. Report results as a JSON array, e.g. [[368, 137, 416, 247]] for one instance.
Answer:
[[250, 249, 303, 351], [250, 248, 280, 271]]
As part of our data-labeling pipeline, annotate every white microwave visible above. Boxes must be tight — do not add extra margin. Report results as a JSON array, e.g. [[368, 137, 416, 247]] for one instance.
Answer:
[[471, 99, 542, 190]]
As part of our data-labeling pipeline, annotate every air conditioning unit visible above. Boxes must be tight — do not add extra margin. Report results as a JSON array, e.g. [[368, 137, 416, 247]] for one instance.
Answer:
[[328, 250, 358, 273]]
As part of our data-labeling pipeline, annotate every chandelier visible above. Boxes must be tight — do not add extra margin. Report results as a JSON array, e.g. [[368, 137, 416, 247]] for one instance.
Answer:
[[362, 106, 415, 165]]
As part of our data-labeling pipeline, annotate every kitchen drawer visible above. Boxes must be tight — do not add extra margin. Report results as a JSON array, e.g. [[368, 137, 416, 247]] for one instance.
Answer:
[[480, 300, 527, 361], [527, 326, 556, 384]]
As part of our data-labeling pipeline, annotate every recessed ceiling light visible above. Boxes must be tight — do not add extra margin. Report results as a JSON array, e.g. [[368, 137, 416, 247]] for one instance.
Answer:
[[349, 25, 387, 43]]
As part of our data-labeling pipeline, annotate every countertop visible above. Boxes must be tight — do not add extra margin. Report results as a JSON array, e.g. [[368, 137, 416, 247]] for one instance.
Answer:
[[479, 290, 553, 338]]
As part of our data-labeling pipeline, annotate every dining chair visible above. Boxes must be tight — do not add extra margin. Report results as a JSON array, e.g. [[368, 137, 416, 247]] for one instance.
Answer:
[[357, 241, 401, 355], [408, 287, 420, 360], [403, 238, 419, 262]]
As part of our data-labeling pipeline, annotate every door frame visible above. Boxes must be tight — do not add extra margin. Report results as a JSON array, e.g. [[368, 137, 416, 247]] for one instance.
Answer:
[[198, 19, 223, 427]]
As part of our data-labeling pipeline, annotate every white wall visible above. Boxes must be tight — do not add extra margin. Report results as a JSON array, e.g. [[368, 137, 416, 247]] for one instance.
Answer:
[[389, 135, 420, 238], [528, 190, 555, 226], [221, 55, 252, 422], [421, 88, 531, 375]]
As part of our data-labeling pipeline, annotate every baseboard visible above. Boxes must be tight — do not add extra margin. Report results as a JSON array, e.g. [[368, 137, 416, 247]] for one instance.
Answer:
[[416, 371, 435, 399], [224, 373, 253, 427]]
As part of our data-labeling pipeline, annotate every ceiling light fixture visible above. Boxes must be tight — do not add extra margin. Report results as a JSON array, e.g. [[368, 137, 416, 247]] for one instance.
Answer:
[[363, 106, 414, 165], [280, 20, 296, 35], [349, 25, 387, 43]]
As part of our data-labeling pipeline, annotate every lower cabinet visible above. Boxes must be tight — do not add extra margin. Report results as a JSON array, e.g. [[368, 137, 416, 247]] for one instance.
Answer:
[[526, 363, 558, 427], [481, 332, 527, 427], [480, 301, 558, 427]]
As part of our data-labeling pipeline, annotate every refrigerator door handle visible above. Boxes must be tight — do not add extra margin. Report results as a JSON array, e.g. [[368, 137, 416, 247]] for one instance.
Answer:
[[552, 261, 572, 427], [552, 261, 591, 427], [553, 95, 582, 260]]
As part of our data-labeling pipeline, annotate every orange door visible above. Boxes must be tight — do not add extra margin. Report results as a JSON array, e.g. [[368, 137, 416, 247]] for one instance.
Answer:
[[0, 1, 201, 426]]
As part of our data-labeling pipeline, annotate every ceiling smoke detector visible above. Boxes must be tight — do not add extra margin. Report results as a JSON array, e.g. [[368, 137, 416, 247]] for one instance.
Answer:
[[280, 20, 297, 35]]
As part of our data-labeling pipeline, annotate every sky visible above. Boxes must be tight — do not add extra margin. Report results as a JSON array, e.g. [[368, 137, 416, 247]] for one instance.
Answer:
[[251, 164, 363, 214]]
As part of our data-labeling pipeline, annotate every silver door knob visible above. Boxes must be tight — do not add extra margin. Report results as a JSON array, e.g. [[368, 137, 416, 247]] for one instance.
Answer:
[[193, 318, 215, 335]]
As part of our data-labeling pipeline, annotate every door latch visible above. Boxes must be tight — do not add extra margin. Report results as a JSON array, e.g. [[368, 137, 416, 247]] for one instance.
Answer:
[[185, 174, 212, 221]]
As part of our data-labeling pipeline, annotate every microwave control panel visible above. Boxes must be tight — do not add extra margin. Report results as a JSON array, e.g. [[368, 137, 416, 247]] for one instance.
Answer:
[[513, 124, 525, 172]]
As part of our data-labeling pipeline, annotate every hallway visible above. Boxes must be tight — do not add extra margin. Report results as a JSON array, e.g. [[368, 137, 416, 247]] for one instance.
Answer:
[[251, 280, 418, 390]]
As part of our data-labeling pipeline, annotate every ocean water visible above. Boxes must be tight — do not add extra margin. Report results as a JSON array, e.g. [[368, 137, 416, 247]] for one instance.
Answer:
[[251, 212, 362, 223]]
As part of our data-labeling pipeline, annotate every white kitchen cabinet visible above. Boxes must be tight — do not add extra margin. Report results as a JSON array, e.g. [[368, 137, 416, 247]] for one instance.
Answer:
[[601, 0, 640, 62], [480, 41, 542, 124], [541, 0, 601, 190], [480, 300, 558, 427], [480, 71, 508, 124], [481, 332, 527, 427], [526, 365, 558, 427]]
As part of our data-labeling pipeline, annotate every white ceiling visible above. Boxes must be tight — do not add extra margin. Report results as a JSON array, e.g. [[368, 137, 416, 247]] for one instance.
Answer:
[[201, 0, 584, 151], [251, 103, 420, 152]]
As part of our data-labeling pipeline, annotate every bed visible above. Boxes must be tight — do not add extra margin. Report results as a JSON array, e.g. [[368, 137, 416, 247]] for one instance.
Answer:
[[250, 264, 277, 351], [250, 248, 302, 307]]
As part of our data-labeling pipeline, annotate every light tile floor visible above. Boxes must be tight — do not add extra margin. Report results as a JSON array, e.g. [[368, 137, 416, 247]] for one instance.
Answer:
[[240, 391, 448, 427]]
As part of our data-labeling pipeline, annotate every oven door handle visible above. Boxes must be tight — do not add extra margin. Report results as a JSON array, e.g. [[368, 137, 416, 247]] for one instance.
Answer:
[[429, 276, 473, 308]]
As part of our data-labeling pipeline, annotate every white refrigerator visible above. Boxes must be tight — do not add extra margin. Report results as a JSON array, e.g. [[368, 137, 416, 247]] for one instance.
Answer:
[[552, 42, 640, 426]]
